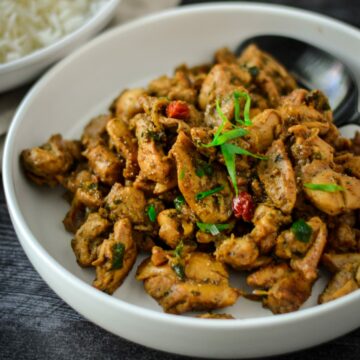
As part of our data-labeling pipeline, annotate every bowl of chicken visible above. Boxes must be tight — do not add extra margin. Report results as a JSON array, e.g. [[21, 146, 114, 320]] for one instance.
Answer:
[[3, 3, 360, 359]]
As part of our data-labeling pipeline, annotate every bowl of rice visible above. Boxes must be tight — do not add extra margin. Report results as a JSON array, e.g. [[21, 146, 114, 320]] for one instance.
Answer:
[[0, 0, 120, 93]]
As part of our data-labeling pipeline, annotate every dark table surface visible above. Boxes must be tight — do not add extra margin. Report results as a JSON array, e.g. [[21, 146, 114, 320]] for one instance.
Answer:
[[1, 1, 360, 359]]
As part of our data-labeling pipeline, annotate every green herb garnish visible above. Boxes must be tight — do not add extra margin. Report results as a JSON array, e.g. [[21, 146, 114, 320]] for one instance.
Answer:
[[291, 219, 313, 243], [172, 263, 185, 280], [221, 143, 267, 196], [202, 128, 249, 148], [304, 183, 345, 192], [112, 243, 125, 269], [147, 204, 157, 222], [174, 195, 185, 211], [195, 185, 224, 201], [179, 168, 185, 180], [174, 240, 184, 258], [233, 91, 252, 126], [196, 222, 230, 236]]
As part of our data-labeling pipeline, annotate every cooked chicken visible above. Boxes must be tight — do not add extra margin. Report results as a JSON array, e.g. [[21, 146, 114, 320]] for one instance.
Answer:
[[83, 144, 122, 185], [21, 134, 79, 186], [92, 218, 137, 294], [258, 139, 297, 213], [171, 131, 233, 223], [106, 117, 139, 179], [71, 212, 111, 266], [137, 248, 239, 314], [301, 160, 360, 215], [21, 44, 360, 316]]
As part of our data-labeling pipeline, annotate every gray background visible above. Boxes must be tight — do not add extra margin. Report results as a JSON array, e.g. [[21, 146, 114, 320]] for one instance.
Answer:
[[1, 0, 360, 359]]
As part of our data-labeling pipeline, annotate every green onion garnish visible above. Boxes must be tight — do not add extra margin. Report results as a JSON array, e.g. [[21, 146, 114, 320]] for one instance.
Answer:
[[174, 195, 185, 211], [196, 222, 230, 235], [147, 204, 157, 222], [304, 183, 345, 192], [195, 185, 224, 201], [233, 91, 252, 126], [179, 168, 185, 180], [174, 240, 184, 258], [221, 143, 267, 196], [291, 219, 313, 243], [202, 128, 249, 148], [112, 243, 125, 269], [172, 263, 185, 280]]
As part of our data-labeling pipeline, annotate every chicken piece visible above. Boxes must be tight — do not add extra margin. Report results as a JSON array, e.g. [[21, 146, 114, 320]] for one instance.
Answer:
[[214, 47, 237, 64], [245, 110, 283, 153], [247, 263, 291, 288], [104, 183, 146, 224], [134, 113, 174, 185], [148, 68, 197, 104], [197, 313, 234, 319], [199, 63, 251, 112], [170, 131, 233, 223], [106, 118, 139, 179], [190, 127, 218, 159], [337, 155, 360, 179], [301, 160, 360, 215], [328, 212, 358, 252], [157, 209, 194, 249], [247, 263, 312, 314], [258, 140, 297, 214], [81, 115, 110, 148], [111, 88, 147, 122], [250, 204, 291, 253], [290, 125, 334, 164], [291, 217, 327, 282], [92, 218, 137, 294], [136, 250, 239, 314], [276, 227, 312, 259], [264, 272, 312, 314], [63, 197, 86, 233], [21, 134, 78, 186], [83, 144, 122, 186], [322, 253, 360, 273], [71, 213, 111, 266], [278, 90, 331, 133], [215, 234, 260, 270], [238, 45, 297, 105], [319, 266, 359, 304]]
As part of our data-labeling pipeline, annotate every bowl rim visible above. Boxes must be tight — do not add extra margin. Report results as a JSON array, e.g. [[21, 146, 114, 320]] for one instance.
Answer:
[[0, 0, 120, 74], [3, 2, 360, 329]]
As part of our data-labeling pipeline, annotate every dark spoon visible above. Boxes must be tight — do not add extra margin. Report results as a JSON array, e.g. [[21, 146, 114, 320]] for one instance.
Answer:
[[236, 35, 359, 127]]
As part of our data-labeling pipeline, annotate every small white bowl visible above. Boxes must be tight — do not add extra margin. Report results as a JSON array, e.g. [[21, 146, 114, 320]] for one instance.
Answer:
[[3, 3, 360, 358], [0, 0, 120, 93]]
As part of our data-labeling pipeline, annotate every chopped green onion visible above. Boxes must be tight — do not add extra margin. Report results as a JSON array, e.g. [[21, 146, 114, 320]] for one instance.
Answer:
[[220, 143, 267, 196], [196, 222, 230, 235], [202, 128, 249, 148], [195, 185, 224, 201], [174, 240, 184, 258], [179, 168, 185, 180], [174, 195, 185, 211], [233, 91, 252, 126], [147, 204, 157, 222], [291, 219, 313, 243], [172, 263, 185, 280], [112, 243, 125, 269], [304, 183, 345, 192]]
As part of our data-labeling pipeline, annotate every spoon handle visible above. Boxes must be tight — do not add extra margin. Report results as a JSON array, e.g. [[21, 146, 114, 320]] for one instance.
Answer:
[[347, 112, 360, 127]]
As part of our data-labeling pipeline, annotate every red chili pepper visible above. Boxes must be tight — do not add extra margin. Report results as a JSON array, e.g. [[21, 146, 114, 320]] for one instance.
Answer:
[[166, 101, 190, 120], [232, 191, 254, 222]]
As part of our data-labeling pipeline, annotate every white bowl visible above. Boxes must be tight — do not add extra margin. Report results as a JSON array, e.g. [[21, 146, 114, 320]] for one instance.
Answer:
[[3, 3, 360, 358], [0, 0, 120, 93]]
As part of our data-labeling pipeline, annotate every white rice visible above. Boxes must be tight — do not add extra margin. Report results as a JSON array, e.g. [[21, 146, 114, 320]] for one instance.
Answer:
[[0, 0, 107, 64]]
